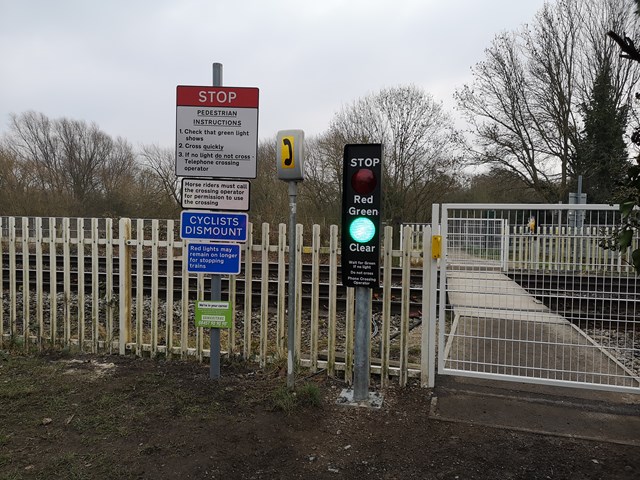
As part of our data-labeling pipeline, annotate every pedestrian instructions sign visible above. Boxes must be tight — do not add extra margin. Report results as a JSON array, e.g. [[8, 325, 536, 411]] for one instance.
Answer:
[[176, 85, 259, 179]]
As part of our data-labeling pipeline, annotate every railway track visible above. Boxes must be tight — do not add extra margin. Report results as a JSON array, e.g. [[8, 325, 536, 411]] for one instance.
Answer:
[[4, 254, 638, 321], [1, 253, 425, 285], [2, 254, 429, 314]]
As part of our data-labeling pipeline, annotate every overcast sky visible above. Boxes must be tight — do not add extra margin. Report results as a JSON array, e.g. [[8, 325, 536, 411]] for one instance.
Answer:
[[0, 0, 548, 149]]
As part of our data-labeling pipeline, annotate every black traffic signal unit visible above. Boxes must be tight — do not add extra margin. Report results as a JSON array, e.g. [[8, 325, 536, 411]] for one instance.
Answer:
[[341, 144, 383, 288]]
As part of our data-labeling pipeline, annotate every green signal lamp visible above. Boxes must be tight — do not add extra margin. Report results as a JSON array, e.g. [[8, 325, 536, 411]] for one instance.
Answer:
[[349, 217, 376, 243]]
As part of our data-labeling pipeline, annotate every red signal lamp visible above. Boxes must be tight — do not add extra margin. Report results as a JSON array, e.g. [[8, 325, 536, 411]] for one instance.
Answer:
[[351, 168, 377, 196]]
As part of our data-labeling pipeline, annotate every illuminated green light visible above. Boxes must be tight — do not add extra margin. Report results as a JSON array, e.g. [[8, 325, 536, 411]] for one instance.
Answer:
[[349, 217, 375, 243]]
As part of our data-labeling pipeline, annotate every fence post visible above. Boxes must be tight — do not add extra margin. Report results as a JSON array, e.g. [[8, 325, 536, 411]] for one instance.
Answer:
[[421, 226, 436, 388], [151, 219, 160, 358], [260, 223, 270, 367], [381, 226, 393, 388], [118, 218, 132, 355], [295, 224, 303, 364], [35, 218, 43, 351], [105, 218, 114, 353], [399, 226, 411, 387], [135, 221, 144, 357], [62, 218, 71, 347], [22, 217, 30, 351], [310, 224, 321, 373], [91, 219, 99, 353], [243, 223, 254, 359], [327, 225, 338, 377], [277, 223, 287, 356], [180, 236, 189, 358], [0, 217, 3, 349], [49, 217, 57, 347], [8, 217, 16, 341], [165, 220, 174, 358], [77, 219, 85, 351], [344, 287, 354, 384]]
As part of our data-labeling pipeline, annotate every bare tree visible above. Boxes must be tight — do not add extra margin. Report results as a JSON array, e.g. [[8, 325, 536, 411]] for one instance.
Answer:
[[139, 144, 180, 207], [4, 111, 140, 216], [301, 133, 347, 227], [456, 0, 640, 202], [249, 139, 288, 227], [305, 85, 461, 227]]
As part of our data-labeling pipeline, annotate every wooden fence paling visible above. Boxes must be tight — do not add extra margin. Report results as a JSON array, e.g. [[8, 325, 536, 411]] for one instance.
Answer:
[[118, 218, 132, 355], [151, 219, 160, 358], [260, 223, 269, 367], [0, 217, 3, 349], [197, 272, 205, 362], [276, 223, 286, 356], [49, 218, 57, 346], [421, 227, 435, 388], [77, 219, 85, 351], [22, 218, 30, 351], [399, 226, 411, 387], [344, 287, 354, 385], [327, 225, 338, 377], [91, 219, 99, 353], [295, 224, 303, 361], [381, 226, 393, 387], [9, 217, 16, 340], [180, 240, 189, 358], [310, 224, 320, 372], [35, 218, 43, 350], [62, 218, 71, 347], [229, 274, 237, 355], [135, 221, 144, 356], [105, 218, 113, 352], [165, 220, 174, 358], [243, 223, 253, 359]]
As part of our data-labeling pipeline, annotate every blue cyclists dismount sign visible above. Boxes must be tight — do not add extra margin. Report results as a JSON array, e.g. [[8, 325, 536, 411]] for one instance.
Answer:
[[180, 210, 248, 242]]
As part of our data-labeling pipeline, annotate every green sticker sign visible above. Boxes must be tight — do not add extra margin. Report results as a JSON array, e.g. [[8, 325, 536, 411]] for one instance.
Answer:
[[195, 301, 232, 329]]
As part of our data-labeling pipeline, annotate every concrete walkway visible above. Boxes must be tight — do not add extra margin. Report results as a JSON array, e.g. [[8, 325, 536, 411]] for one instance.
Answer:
[[430, 374, 640, 446], [444, 271, 640, 389]]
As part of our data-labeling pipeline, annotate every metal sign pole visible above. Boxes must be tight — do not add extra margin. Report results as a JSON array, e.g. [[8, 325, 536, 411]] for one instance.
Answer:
[[287, 181, 297, 389], [353, 286, 370, 401], [209, 62, 223, 380]]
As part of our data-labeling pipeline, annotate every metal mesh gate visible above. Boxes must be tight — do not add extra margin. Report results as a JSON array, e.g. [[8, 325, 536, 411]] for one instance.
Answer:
[[437, 204, 640, 392]]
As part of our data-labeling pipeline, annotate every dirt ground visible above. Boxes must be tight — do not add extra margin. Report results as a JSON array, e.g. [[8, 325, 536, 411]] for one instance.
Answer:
[[1, 352, 638, 480]]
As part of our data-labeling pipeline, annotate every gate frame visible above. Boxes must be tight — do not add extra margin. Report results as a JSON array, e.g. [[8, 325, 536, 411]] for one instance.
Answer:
[[432, 203, 640, 394]]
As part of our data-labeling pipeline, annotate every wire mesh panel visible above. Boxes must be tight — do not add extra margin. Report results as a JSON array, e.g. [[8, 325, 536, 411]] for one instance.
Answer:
[[438, 204, 640, 392], [446, 217, 507, 270]]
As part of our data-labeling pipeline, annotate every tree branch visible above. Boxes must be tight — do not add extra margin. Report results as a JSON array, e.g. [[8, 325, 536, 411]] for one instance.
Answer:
[[607, 31, 640, 63]]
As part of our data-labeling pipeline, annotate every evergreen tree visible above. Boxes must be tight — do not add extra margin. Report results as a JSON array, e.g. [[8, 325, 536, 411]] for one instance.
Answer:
[[574, 61, 629, 203]]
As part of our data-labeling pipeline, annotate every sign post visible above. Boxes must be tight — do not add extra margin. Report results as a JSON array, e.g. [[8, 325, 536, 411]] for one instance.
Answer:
[[210, 63, 223, 380], [176, 63, 259, 380]]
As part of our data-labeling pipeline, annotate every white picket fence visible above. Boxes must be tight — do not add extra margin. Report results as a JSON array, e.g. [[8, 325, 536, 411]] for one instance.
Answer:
[[0, 217, 435, 387], [2, 209, 638, 390]]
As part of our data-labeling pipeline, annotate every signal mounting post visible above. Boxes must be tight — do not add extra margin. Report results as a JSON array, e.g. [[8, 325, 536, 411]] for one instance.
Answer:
[[276, 130, 305, 389], [338, 144, 384, 408]]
